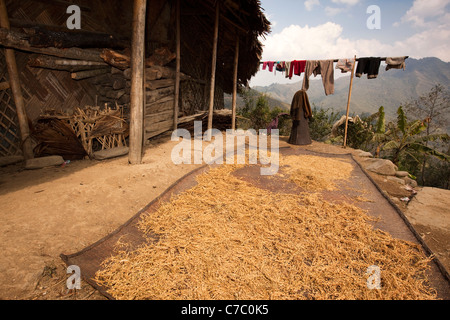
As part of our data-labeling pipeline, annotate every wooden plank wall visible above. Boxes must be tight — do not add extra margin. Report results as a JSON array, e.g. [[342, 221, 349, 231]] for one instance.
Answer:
[[144, 82, 175, 140]]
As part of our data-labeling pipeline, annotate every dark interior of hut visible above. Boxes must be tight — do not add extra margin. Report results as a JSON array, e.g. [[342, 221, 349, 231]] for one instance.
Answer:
[[0, 0, 270, 163]]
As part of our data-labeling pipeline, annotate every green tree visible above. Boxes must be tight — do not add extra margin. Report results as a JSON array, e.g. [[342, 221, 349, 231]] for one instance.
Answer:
[[375, 106, 385, 134], [381, 106, 449, 167], [333, 111, 379, 150], [237, 88, 290, 134], [372, 106, 386, 157], [309, 106, 340, 141], [404, 84, 450, 185]]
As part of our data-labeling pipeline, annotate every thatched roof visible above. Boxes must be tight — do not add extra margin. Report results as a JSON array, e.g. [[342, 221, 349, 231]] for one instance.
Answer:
[[177, 0, 271, 93]]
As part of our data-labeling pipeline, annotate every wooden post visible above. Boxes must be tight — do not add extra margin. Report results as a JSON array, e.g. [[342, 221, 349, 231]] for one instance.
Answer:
[[206, 1, 219, 140], [128, 0, 147, 164], [343, 55, 357, 148], [173, 0, 180, 130], [231, 35, 239, 131], [0, 0, 33, 159]]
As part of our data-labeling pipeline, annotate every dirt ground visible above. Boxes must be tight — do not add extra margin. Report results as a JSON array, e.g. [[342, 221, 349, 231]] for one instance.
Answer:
[[0, 135, 448, 300], [0, 133, 202, 299]]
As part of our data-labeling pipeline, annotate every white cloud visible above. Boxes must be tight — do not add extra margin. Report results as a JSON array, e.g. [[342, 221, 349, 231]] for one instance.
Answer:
[[260, 23, 357, 61], [304, 0, 320, 11], [331, 0, 360, 5], [325, 6, 344, 16], [252, 1, 450, 86], [392, 24, 450, 60], [253, 19, 450, 86], [324, 0, 359, 17], [391, 0, 450, 59], [400, 0, 450, 27]]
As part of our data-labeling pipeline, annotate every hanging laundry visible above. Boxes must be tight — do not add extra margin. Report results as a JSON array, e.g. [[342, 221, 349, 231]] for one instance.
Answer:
[[385, 56, 407, 71], [355, 57, 381, 79], [335, 58, 354, 73], [319, 60, 334, 95], [284, 61, 291, 78], [289, 60, 306, 78], [262, 61, 275, 72], [302, 60, 319, 91], [276, 61, 285, 73], [302, 60, 334, 96]]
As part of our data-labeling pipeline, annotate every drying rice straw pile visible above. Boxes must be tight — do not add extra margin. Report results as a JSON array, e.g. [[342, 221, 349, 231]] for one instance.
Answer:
[[281, 155, 354, 191], [94, 158, 437, 300]]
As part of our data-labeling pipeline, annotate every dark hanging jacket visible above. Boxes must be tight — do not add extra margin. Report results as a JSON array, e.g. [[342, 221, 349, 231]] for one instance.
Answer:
[[290, 90, 312, 120], [355, 57, 381, 79]]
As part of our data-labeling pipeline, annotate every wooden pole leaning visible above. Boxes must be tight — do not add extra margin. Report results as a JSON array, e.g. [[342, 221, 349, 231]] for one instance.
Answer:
[[206, 1, 219, 140], [231, 35, 239, 131], [343, 55, 357, 148], [173, 0, 180, 130], [128, 0, 147, 164], [0, 0, 34, 159]]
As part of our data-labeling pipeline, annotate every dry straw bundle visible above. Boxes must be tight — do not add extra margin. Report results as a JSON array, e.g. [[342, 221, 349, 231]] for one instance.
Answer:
[[94, 156, 437, 300], [281, 155, 354, 191]]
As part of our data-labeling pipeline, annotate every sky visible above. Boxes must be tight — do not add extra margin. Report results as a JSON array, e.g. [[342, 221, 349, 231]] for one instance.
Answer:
[[250, 0, 450, 86]]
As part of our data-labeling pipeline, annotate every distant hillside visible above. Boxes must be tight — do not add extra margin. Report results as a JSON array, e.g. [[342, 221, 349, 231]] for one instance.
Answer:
[[250, 57, 450, 121]]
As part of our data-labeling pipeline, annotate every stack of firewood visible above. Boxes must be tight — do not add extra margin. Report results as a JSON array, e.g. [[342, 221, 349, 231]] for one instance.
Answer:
[[25, 43, 179, 109], [89, 69, 130, 108]]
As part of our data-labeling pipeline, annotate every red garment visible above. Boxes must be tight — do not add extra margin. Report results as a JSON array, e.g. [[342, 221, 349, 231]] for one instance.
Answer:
[[288, 60, 306, 78], [262, 61, 275, 72]]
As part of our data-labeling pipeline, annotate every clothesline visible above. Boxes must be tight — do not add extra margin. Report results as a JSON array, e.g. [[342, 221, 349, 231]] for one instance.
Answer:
[[259, 56, 409, 95], [259, 56, 409, 63], [258, 55, 409, 149]]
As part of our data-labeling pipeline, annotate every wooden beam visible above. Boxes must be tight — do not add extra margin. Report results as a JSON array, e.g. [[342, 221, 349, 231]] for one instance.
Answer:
[[0, 0, 33, 159], [146, 86, 174, 104], [145, 46, 176, 67], [31, 0, 92, 12], [71, 68, 111, 80], [0, 28, 102, 61], [24, 26, 128, 49], [206, 1, 219, 140], [128, 0, 147, 165], [100, 49, 130, 70], [124, 65, 190, 81], [146, 78, 175, 90], [28, 55, 108, 72], [9, 19, 125, 38], [100, 47, 176, 71], [231, 35, 239, 131], [173, 0, 180, 130]]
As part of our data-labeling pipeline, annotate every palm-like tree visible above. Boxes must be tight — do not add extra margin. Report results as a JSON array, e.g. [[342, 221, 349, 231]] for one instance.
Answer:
[[381, 106, 449, 166]]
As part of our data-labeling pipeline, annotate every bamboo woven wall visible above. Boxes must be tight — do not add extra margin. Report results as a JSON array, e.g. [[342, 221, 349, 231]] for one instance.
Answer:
[[4, 0, 133, 121], [0, 50, 20, 156], [0, 0, 133, 156]]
